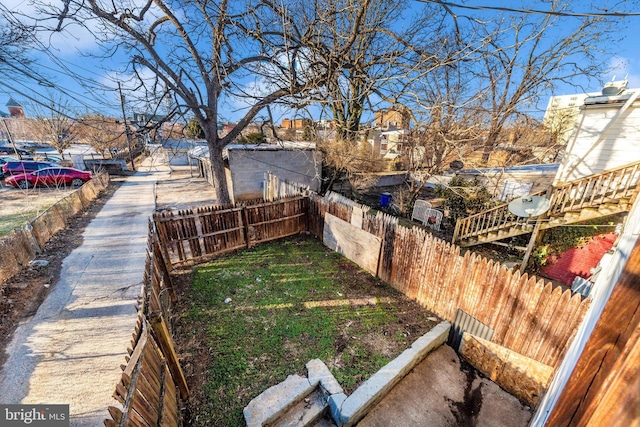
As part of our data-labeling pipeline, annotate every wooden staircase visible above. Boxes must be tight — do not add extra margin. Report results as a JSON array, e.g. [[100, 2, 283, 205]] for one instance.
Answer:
[[453, 160, 640, 247]]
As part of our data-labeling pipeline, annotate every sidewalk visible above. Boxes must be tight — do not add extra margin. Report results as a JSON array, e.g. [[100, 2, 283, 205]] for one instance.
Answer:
[[0, 159, 170, 426]]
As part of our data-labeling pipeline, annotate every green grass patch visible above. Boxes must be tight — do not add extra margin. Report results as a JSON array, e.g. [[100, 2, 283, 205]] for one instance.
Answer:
[[175, 235, 437, 426], [0, 210, 40, 236]]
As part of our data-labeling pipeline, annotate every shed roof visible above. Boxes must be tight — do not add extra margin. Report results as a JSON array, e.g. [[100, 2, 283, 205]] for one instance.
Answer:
[[189, 141, 317, 160], [458, 163, 560, 175]]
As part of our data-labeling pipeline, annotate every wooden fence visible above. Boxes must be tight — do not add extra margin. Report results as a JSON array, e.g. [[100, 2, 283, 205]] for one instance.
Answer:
[[308, 194, 590, 369], [546, 235, 640, 426], [149, 191, 590, 371], [263, 171, 310, 202], [154, 197, 308, 269], [104, 222, 188, 427]]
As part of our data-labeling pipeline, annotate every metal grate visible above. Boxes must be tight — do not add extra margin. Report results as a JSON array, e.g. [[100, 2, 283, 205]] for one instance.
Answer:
[[448, 308, 495, 352]]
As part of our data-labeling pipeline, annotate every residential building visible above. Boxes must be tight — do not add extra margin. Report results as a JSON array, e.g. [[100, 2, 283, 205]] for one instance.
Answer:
[[554, 81, 640, 184], [379, 129, 409, 160], [6, 98, 25, 118], [0, 98, 32, 142], [281, 118, 312, 130], [542, 80, 627, 146], [374, 106, 411, 130]]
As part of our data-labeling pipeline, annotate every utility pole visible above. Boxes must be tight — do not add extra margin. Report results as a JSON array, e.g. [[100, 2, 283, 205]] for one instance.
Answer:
[[118, 82, 135, 171], [1, 118, 23, 160]]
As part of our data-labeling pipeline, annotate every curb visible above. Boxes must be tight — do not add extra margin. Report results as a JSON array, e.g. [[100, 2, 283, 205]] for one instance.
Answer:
[[243, 321, 451, 426]]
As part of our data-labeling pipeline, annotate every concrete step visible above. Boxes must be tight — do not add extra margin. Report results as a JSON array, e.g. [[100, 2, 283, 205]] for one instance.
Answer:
[[244, 359, 344, 427], [270, 388, 329, 427], [311, 415, 338, 427], [244, 375, 316, 427]]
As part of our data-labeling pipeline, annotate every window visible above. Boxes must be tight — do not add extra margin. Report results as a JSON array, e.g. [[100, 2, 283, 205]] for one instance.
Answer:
[[37, 168, 61, 176]]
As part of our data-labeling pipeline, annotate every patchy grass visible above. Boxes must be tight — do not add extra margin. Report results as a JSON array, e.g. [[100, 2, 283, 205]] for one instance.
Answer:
[[0, 187, 76, 237], [0, 211, 39, 236], [173, 235, 438, 426]]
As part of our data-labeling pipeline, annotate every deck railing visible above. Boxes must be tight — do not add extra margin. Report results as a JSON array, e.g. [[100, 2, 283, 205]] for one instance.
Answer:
[[550, 161, 640, 216], [453, 160, 640, 244]]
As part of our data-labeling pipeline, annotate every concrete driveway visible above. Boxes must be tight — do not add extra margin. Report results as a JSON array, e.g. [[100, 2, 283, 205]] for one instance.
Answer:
[[0, 158, 170, 425]]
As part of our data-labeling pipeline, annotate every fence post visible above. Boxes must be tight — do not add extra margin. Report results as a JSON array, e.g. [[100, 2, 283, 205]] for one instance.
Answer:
[[452, 218, 461, 244], [152, 217, 174, 271], [243, 207, 251, 248], [150, 313, 190, 400]]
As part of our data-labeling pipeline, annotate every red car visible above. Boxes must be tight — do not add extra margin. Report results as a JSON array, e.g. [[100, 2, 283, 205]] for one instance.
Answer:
[[5, 167, 92, 189]]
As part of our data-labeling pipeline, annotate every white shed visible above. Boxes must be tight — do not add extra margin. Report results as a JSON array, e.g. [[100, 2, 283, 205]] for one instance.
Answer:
[[190, 142, 322, 203]]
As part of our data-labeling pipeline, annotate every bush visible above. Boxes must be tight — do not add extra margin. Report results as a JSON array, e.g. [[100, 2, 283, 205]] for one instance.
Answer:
[[435, 176, 494, 226]]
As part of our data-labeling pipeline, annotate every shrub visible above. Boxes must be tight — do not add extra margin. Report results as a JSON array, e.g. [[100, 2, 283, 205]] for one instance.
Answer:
[[435, 176, 494, 226]]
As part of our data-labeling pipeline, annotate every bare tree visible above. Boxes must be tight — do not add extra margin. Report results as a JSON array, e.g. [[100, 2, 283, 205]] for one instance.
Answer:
[[542, 104, 581, 149], [43, 0, 345, 204], [387, 50, 484, 210], [451, 1, 617, 163], [296, 0, 454, 142], [318, 134, 387, 194], [75, 114, 128, 158], [0, 8, 34, 73], [30, 98, 77, 158]]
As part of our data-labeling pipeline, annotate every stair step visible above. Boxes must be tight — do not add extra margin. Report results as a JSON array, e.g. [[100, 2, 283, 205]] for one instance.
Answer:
[[455, 162, 640, 247], [244, 375, 317, 427], [270, 388, 329, 427]]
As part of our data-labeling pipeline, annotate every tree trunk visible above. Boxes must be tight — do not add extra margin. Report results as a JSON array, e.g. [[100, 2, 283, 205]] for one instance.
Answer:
[[481, 130, 500, 164], [207, 143, 232, 205]]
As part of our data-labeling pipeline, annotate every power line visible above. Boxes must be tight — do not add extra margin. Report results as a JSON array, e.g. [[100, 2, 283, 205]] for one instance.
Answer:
[[417, 1, 640, 18]]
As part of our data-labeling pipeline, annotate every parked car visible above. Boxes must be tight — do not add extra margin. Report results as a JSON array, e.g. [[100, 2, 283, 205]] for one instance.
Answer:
[[35, 154, 63, 163], [0, 156, 20, 179], [0, 145, 32, 158], [19, 141, 49, 149], [2, 160, 59, 176], [5, 167, 92, 189]]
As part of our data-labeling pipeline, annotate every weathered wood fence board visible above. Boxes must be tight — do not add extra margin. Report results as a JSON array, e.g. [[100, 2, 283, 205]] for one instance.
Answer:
[[307, 194, 590, 370], [547, 236, 640, 426], [106, 321, 180, 427], [323, 213, 381, 275], [154, 197, 307, 268], [105, 220, 186, 427]]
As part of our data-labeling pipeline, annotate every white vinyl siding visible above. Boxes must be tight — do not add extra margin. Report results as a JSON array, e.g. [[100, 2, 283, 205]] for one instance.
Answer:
[[555, 100, 640, 183]]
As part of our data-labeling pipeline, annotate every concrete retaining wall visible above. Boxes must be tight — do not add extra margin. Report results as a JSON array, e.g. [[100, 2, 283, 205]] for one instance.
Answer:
[[243, 322, 451, 427], [0, 229, 35, 285], [0, 173, 110, 285]]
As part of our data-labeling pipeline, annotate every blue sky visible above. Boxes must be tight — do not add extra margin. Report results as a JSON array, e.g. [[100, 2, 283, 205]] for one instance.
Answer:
[[1, 0, 638, 123]]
